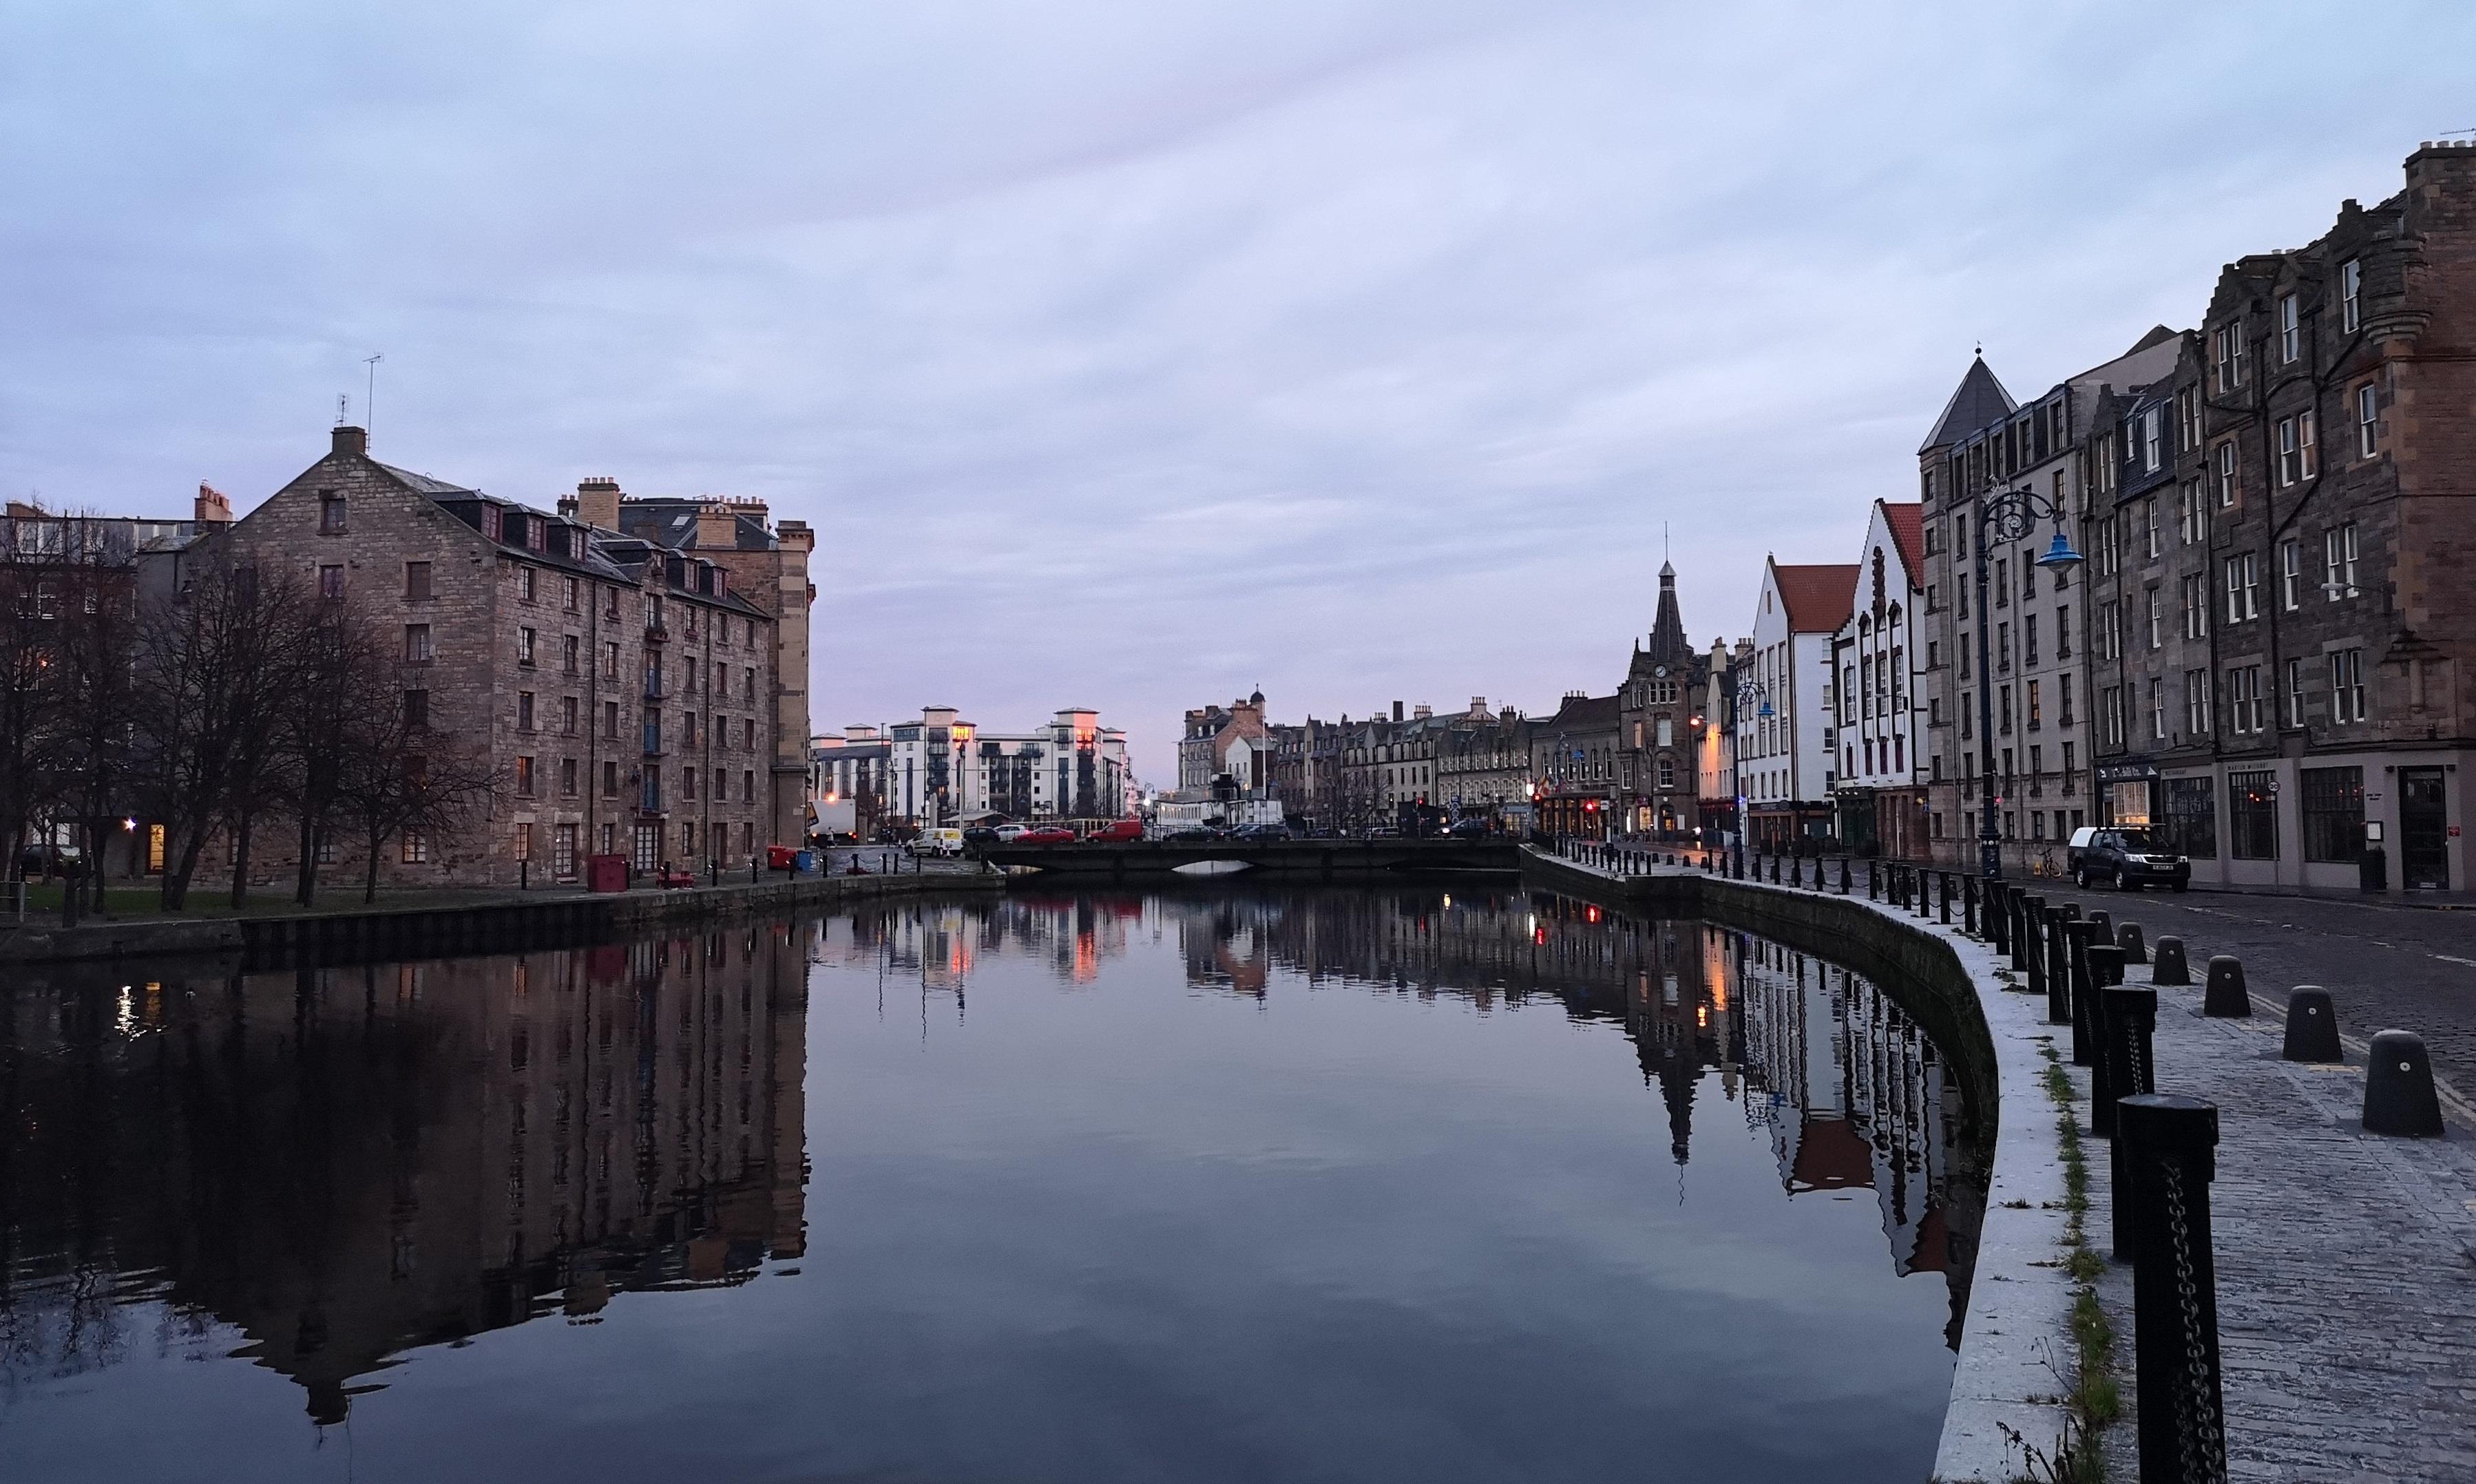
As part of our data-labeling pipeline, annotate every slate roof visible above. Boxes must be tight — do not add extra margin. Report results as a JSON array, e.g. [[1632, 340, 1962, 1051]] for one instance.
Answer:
[[1773, 562, 1860, 633], [616, 498, 777, 553], [1544, 692, 1621, 730], [1918, 357, 2017, 453]]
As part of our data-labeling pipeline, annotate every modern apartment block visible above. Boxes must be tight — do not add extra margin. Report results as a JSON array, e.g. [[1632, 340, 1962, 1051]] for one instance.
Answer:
[[877, 705, 1133, 826]]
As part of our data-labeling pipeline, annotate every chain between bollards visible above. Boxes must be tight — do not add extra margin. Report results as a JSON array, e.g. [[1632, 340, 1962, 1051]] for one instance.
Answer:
[[2119, 1094, 2229, 1484]]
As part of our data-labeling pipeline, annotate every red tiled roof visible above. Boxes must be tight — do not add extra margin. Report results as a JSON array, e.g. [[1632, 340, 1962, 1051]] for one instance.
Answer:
[[1773, 562, 1859, 633], [1788, 1114, 1874, 1192], [1882, 501, 1925, 584]]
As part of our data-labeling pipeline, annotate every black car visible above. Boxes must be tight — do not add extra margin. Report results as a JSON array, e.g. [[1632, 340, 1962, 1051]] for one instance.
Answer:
[[1163, 827, 1222, 842], [2066, 826, 2190, 891], [1230, 823, 1292, 841], [961, 827, 1002, 847], [19, 843, 85, 878], [1447, 818, 1491, 838]]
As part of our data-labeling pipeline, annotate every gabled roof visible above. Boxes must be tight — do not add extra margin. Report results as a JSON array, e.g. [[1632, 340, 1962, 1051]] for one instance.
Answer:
[[1772, 562, 1859, 633], [1544, 692, 1621, 730], [1881, 501, 1925, 582], [1918, 357, 2016, 453]]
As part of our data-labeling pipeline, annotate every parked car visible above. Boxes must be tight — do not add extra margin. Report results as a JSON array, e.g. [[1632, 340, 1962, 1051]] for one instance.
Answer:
[[992, 823, 1035, 842], [1447, 818, 1491, 838], [19, 843, 85, 878], [1230, 823, 1292, 841], [1162, 827, 1221, 842], [1017, 825, 1078, 845], [1086, 820, 1145, 842], [908, 827, 965, 857], [2066, 825, 2190, 891], [961, 827, 1002, 847]]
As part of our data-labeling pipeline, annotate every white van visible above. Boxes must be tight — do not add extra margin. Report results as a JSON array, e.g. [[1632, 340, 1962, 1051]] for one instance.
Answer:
[[910, 827, 964, 858]]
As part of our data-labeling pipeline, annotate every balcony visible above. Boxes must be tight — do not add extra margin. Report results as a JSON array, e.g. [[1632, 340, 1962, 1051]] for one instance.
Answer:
[[644, 622, 669, 644]]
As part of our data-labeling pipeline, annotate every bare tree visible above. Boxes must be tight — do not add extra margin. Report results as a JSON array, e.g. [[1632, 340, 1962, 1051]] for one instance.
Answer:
[[50, 520, 143, 922], [280, 603, 381, 907], [132, 560, 309, 911], [337, 673, 498, 904], [0, 510, 80, 895]]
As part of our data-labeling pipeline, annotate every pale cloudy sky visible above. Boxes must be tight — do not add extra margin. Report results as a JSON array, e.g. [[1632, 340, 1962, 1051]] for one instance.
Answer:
[[6, 1, 2472, 778]]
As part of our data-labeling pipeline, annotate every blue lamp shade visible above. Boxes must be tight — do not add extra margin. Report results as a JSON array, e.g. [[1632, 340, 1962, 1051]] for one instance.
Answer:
[[1757, 700, 1774, 719], [2035, 530, 2085, 571]]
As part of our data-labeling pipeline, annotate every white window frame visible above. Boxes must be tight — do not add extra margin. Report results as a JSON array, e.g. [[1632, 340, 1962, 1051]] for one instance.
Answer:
[[2341, 259, 2362, 332], [2278, 293, 2298, 363], [2280, 539, 2301, 611], [2356, 383, 2378, 457]]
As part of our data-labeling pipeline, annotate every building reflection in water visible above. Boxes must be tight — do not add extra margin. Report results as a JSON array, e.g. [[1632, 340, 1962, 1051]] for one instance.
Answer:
[[0, 926, 810, 1424], [832, 886, 1984, 1348]]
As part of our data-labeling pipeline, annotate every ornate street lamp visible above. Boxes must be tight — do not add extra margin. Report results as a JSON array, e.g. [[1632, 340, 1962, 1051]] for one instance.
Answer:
[[1972, 483, 2084, 880]]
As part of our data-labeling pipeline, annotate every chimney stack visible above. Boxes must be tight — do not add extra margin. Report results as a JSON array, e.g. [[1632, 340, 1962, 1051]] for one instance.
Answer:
[[331, 425, 368, 458], [1392, 700, 1404, 723], [193, 483, 232, 524], [575, 477, 622, 531]]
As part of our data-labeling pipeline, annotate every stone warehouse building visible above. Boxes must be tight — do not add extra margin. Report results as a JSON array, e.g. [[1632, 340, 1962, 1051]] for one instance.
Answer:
[[189, 425, 812, 886]]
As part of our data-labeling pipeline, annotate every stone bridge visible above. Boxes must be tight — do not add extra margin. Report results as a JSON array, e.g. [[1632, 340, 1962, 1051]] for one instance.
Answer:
[[976, 838, 1523, 878]]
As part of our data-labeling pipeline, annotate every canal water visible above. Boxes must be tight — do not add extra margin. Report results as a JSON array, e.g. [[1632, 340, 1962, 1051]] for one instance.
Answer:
[[0, 886, 1985, 1483]]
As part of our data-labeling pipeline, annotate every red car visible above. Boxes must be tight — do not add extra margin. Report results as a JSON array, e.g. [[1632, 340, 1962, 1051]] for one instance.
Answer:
[[1085, 820, 1144, 842], [1018, 826, 1078, 845]]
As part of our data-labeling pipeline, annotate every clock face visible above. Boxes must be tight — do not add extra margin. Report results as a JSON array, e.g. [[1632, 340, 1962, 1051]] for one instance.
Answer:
[[1654, 665, 1668, 678]]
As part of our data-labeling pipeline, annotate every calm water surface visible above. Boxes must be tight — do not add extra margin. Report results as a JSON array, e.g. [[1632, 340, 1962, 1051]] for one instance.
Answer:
[[1, 887, 1984, 1482]]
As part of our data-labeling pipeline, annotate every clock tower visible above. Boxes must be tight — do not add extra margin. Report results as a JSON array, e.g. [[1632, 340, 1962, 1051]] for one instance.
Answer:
[[1617, 561, 1708, 840]]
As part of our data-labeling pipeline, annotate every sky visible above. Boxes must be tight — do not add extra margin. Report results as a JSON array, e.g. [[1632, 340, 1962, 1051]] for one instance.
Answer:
[[6, 1, 2474, 781]]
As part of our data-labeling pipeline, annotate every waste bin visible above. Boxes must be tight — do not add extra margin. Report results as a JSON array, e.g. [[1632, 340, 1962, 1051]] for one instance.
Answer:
[[795, 849, 816, 873], [766, 844, 797, 872], [2360, 845, 2387, 893], [583, 854, 629, 893]]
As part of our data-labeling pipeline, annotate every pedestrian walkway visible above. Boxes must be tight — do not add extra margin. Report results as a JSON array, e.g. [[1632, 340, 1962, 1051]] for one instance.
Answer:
[[2113, 951, 2476, 1483], [1546, 842, 2476, 1482]]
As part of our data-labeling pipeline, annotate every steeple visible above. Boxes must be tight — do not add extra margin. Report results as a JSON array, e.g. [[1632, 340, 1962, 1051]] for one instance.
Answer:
[[1646, 559, 1690, 663]]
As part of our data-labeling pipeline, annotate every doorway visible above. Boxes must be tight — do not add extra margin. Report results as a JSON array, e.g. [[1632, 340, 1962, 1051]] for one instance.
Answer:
[[2400, 767, 2448, 890]]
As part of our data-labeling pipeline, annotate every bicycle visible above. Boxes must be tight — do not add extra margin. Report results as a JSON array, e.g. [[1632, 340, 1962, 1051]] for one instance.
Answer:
[[2028, 845, 2062, 878]]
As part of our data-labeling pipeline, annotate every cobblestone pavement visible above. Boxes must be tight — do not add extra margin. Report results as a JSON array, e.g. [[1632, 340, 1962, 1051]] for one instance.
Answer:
[[2004, 878, 2476, 1101], [2094, 957, 2476, 1483]]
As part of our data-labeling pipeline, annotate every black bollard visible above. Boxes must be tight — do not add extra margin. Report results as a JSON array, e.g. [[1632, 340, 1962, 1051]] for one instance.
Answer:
[[2066, 922, 2097, 1066], [2152, 935, 2192, 986], [2202, 955, 2250, 1018], [2086, 907, 2114, 946], [2106, 982, 2159, 1261], [1839, 858, 1852, 895], [2119, 1094, 2228, 1484], [1988, 882, 2009, 955], [1939, 871, 1953, 924], [1918, 868, 1933, 920], [2022, 894, 2048, 1001], [1790, 854, 1803, 889], [2086, 944, 2126, 1136], [1771, 854, 1783, 884], [2363, 1030, 2444, 1137], [2117, 921, 2148, 965], [2011, 888, 2033, 971], [1963, 876, 1978, 935], [2044, 908, 2072, 1025], [2282, 987, 2342, 1063], [1867, 859, 1879, 900]]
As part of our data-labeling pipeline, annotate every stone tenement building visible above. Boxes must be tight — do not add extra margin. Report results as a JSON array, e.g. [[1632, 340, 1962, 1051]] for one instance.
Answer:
[[578, 483, 815, 849], [199, 425, 812, 885], [1896, 142, 2476, 889], [2089, 141, 2476, 891]]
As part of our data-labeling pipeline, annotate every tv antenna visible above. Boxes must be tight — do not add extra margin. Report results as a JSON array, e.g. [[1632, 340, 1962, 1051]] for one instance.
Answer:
[[335, 394, 348, 425]]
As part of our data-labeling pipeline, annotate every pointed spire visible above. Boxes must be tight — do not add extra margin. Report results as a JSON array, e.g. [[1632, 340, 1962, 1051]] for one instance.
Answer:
[[1919, 353, 2017, 453]]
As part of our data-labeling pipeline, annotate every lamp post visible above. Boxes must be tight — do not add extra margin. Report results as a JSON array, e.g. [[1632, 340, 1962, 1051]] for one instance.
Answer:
[[1972, 484, 2084, 880], [1734, 675, 1774, 852]]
